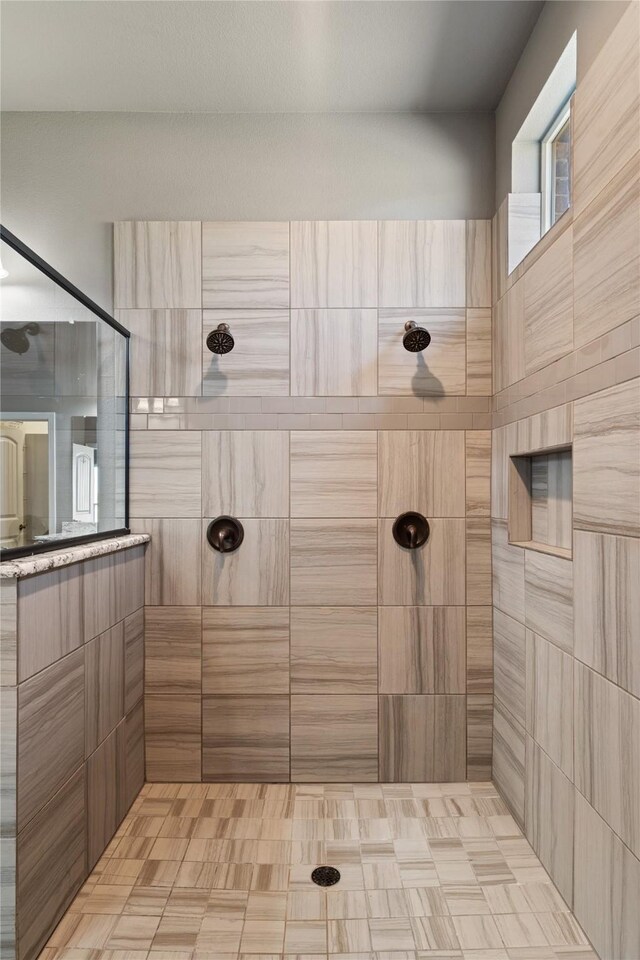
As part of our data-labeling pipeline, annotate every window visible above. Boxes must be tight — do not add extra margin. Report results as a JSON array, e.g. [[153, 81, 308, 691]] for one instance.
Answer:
[[541, 101, 571, 232]]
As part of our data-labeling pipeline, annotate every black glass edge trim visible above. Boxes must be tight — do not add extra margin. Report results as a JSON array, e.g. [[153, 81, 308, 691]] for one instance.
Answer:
[[0, 225, 130, 338], [1, 528, 131, 561]]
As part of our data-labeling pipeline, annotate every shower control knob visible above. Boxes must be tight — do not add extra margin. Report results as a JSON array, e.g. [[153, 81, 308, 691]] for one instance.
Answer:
[[207, 516, 244, 553], [392, 512, 430, 549]]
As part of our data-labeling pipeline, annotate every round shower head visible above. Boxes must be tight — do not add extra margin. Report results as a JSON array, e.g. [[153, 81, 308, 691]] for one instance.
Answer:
[[0, 323, 40, 355], [402, 321, 431, 353], [206, 323, 235, 355]]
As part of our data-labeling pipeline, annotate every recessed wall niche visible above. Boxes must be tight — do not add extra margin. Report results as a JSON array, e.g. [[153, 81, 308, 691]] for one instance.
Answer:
[[509, 446, 573, 558]]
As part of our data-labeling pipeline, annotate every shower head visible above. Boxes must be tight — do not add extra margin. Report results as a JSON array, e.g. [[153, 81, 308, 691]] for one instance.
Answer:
[[206, 322, 235, 355], [0, 323, 40, 355], [402, 320, 431, 353]]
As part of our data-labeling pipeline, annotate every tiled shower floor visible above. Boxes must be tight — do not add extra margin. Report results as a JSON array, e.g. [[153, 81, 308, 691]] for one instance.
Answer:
[[42, 781, 596, 959]]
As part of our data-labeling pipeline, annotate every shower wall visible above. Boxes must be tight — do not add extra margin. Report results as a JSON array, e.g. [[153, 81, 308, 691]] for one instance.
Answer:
[[491, 6, 640, 957], [116, 217, 494, 783]]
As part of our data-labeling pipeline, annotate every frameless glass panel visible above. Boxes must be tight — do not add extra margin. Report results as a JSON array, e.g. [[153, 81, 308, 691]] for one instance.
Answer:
[[0, 233, 128, 556]]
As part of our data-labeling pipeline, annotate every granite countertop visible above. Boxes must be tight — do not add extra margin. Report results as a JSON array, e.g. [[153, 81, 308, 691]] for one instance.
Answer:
[[0, 533, 150, 579]]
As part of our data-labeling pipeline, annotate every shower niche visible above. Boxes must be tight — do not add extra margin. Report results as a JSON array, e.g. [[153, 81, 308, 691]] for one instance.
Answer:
[[508, 445, 573, 558]]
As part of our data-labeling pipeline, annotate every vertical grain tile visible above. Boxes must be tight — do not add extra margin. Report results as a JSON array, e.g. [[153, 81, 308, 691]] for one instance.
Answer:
[[467, 694, 493, 781], [118, 309, 203, 396], [492, 699, 525, 827], [466, 519, 492, 605], [114, 221, 202, 309], [291, 607, 377, 694], [378, 517, 465, 606], [291, 695, 378, 782], [524, 550, 573, 654], [144, 606, 202, 695], [378, 606, 465, 694], [0, 578, 17, 689], [290, 220, 377, 307], [493, 608, 526, 728], [120, 699, 144, 817], [202, 309, 290, 396], [526, 631, 573, 777], [378, 310, 466, 396], [523, 227, 573, 376], [466, 606, 493, 695], [203, 695, 290, 782], [202, 221, 289, 308], [202, 430, 289, 518], [493, 280, 524, 393], [466, 220, 492, 308], [379, 431, 465, 518], [129, 431, 202, 518], [290, 431, 377, 518], [85, 622, 125, 756], [467, 309, 492, 396], [123, 608, 144, 713], [466, 431, 491, 518], [379, 694, 466, 782], [145, 694, 201, 782], [133, 518, 202, 606], [525, 736, 574, 906], [291, 309, 377, 396], [87, 729, 118, 870], [202, 518, 289, 605], [202, 607, 289, 695], [379, 220, 466, 307], [291, 519, 377, 605], [17, 564, 84, 682], [492, 520, 525, 622]]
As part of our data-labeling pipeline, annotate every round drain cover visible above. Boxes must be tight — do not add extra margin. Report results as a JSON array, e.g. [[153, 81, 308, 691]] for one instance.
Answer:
[[311, 866, 341, 887]]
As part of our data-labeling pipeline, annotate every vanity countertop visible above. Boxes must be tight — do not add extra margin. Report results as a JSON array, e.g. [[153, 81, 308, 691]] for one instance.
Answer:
[[0, 533, 150, 579]]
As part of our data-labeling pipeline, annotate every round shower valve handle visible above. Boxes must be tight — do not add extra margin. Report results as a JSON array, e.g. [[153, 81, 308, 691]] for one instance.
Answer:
[[392, 512, 430, 549], [207, 516, 244, 553]]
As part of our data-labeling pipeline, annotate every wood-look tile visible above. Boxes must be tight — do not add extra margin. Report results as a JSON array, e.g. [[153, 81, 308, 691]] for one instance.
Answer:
[[573, 3, 640, 215], [525, 737, 574, 907], [202, 606, 289, 695], [202, 309, 290, 396], [129, 431, 201, 518], [378, 309, 466, 396], [492, 520, 525, 622], [291, 695, 378, 782], [120, 700, 144, 818], [379, 220, 466, 307], [17, 646, 85, 830], [118, 309, 202, 396], [379, 431, 465, 518], [379, 695, 466, 782], [524, 550, 573, 654], [202, 430, 289, 518], [466, 519, 492, 605], [291, 606, 377, 694], [328, 917, 372, 951], [17, 768, 86, 960], [291, 220, 377, 307], [492, 700, 525, 828], [467, 220, 492, 308], [523, 227, 573, 377], [81, 548, 145, 645], [530, 451, 572, 551], [290, 431, 377, 518], [526, 631, 573, 777], [378, 606, 465, 694], [145, 695, 201, 782], [291, 309, 377, 396], [493, 608, 526, 729], [134, 519, 201, 606], [290, 519, 377, 605], [574, 662, 640, 858], [574, 378, 640, 537], [123, 608, 144, 714], [202, 221, 289, 308], [114, 221, 201, 309], [17, 564, 84, 682], [85, 622, 125, 756], [202, 518, 289, 605], [573, 790, 640, 960], [466, 606, 493, 695], [144, 607, 201, 695], [466, 431, 491, 519], [574, 530, 640, 699], [467, 694, 493, 781], [493, 280, 524, 393], [88, 730, 119, 871], [378, 518, 465, 605], [467, 309, 492, 396], [202, 696, 289, 782]]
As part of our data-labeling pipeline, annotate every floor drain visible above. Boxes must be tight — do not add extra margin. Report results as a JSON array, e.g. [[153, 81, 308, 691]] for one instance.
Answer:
[[311, 866, 341, 887]]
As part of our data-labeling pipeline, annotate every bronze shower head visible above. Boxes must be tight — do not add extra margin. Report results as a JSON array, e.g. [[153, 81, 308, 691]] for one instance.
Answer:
[[206, 322, 235, 355], [402, 320, 431, 352]]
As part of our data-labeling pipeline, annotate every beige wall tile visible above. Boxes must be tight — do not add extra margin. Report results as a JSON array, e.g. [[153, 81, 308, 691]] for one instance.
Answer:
[[524, 550, 573, 654], [291, 431, 377, 518], [81, 548, 144, 645], [17, 647, 85, 831], [525, 738, 574, 907], [133, 519, 202, 606], [378, 220, 466, 307], [291, 695, 378, 782], [378, 310, 466, 396], [466, 309, 492, 396], [493, 280, 524, 393], [378, 606, 465, 694], [523, 227, 573, 377], [466, 519, 492, 605], [114, 221, 202, 309], [144, 606, 202, 695], [492, 699, 525, 827], [379, 694, 466, 782], [120, 699, 144, 817], [573, 791, 640, 960], [574, 155, 640, 347], [467, 694, 493, 781], [378, 518, 465, 606], [202, 518, 289, 606], [87, 730, 118, 871], [492, 520, 525, 622], [123, 608, 144, 714], [202, 695, 290, 782], [202, 310, 290, 396], [466, 606, 493, 695], [203, 430, 289, 518], [574, 378, 640, 537], [493, 608, 526, 729], [145, 694, 201, 781], [526, 632, 573, 778], [129, 431, 202, 518], [85, 622, 125, 756], [202, 221, 289, 308], [574, 662, 640, 858], [466, 220, 492, 308], [291, 220, 377, 307], [291, 309, 377, 396], [378, 431, 465, 518], [119, 309, 202, 396], [466, 431, 491, 518], [291, 519, 377, 606], [574, 530, 640, 699], [202, 607, 289, 695], [291, 607, 377, 694], [530, 451, 572, 551], [17, 564, 84, 683]]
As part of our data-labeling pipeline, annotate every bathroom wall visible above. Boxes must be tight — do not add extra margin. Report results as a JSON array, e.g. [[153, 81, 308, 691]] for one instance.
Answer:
[[491, 5, 640, 956], [116, 217, 494, 784], [0, 545, 145, 960]]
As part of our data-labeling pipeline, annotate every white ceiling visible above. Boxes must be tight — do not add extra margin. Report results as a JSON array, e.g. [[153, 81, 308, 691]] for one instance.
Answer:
[[1, 0, 543, 114]]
